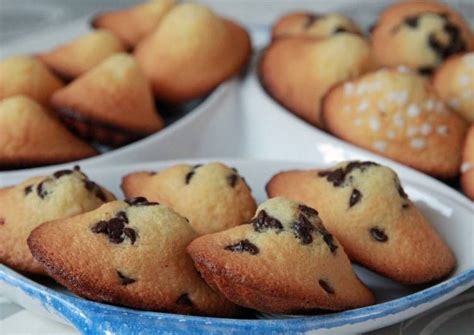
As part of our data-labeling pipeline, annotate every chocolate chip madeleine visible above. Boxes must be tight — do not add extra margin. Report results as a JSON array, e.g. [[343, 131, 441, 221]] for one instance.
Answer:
[[187, 197, 375, 314], [0, 166, 115, 274], [122, 162, 257, 235], [266, 161, 456, 284], [28, 197, 239, 316]]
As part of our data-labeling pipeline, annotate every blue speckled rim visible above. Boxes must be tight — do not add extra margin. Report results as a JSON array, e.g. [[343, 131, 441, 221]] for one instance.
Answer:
[[1, 265, 473, 334]]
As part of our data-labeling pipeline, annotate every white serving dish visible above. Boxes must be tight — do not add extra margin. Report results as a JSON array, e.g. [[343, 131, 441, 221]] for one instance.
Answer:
[[0, 158, 473, 334]]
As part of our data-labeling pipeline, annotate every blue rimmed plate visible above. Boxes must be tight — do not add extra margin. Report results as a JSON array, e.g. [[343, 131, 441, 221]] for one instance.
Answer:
[[1, 159, 473, 334]]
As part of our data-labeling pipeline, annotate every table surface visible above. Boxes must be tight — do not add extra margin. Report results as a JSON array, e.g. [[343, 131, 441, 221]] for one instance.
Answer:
[[0, 0, 473, 334]]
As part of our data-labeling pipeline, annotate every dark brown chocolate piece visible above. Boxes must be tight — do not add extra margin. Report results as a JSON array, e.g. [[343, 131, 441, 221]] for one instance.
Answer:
[[428, 20, 466, 61], [349, 189, 362, 207], [298, 204, 318, 217], [53, 169, 74, 178], [117, 271, 136, 285], [125, 197, 159, 206], [24, 185, 33, 195], [370, 227, 388, 242], [176, 293, 193, 306], [91, 211, 137, 245], [224, 239, 259, 255], [36, 180, 49, 199], [318, 161, 378, 187], [252, 210, 283, 233], [185, 164, 202, 185], [418, 66, 435, 76], [83, 180, 107, 202], [334, 26, 347, 34], [0, 218, 4, 225], [404, 16, 419, 28], [402, 203, 410, 209], [227, 174, 238, 188], [318, 279, 335, 294], [304, 14, 319, 29], [292, 214, 315, 245]]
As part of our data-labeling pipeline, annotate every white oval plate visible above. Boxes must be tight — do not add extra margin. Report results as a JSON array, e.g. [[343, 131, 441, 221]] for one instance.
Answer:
[[0, 158, 473, 334]]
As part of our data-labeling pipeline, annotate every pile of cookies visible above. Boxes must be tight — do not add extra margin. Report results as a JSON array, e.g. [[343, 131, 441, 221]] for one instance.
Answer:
[[0, 0, 251, 168], [259, 0, 474, 200], [0, 161, 456, 316]]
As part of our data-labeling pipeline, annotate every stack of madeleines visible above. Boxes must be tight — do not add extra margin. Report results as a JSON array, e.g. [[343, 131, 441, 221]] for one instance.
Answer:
[[0, 161, 456, 316], [259, 0, 474, 200], [0, 0, 251, 168]]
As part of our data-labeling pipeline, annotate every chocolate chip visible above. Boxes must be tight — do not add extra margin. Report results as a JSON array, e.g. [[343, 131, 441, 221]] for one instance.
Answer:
[[123, 228, 137, 245], [91, 212, 137, 245], [318, 279, 335, 294], [53, 169, 74, 178], [24, 185, 33, 195], [292, 214, 315, 244], [304, 14, 319, 29], [0, 218, 4, 225], [418, 66, 435, 76], [368, 23, 377, 34], [224, 239, 259, 255], [148, 172, 157, 176], [185, 171, 195, 184], [117, 271, 136, 285], [370, 227, 388, 242], [334, 26, 347, 34], [176, 293, 193, 306], [397, 183, 408, 199], [318, 161, 378, 187], [349, 189, 362, 207], [323, 233, 338, 253], [252, 210, 283, 233], [298, 204, 318, 217], [402, 203, 410, 209], [404, 16, 419, 28], [116, 211, 128, 224], [427, 20, 466, 62], [83, 180, 107, 202], [36, 180, 49, 199], [227, 174, 238, 187], [125, 197, 159, 206], [91, 220, 108, 234]]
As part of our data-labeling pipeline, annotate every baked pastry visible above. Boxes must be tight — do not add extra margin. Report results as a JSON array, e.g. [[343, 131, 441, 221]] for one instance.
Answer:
[[134, 3, 251, 103], [371, 0, 474, 75], [121, 162, 256, 235], [38, 30, 127, 81], [461, 124, 474, 201], [0, 95, 97, 168], [0, 55, 63, 106], [187, 197, 375, 313], [272, 12, 361, 40], [433, 52, 474, 122], [92, 0, 176, 47], [322, 68, 467, 178], [28, 197, 239, 316], [259, 34, 375, 127], [51, 53, 164, 146], [0, 166, 115, 274], [266, 161, 456, 284]]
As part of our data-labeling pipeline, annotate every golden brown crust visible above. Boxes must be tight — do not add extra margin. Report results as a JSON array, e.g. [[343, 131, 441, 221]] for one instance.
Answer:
[[266, 162, 456, 284], [461, 124, 474, 200], [51, 53, 164, 145], [0, 56, 64, 107], [0, 167, 115, 274], [121, 163, 257, 235], [134, 4, 251, 103], [371, 0, 474, 73], [322, 68, 467, 178], [28, 201, 239, 316], [92, 0, 176, 47], [433, 53, 474, 122], [272, 12, 361, 40], [0, 96, 97, 168], [38, 30, 127, 81], [187, 198, 375, 313], [259, 34, 376, 127]]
